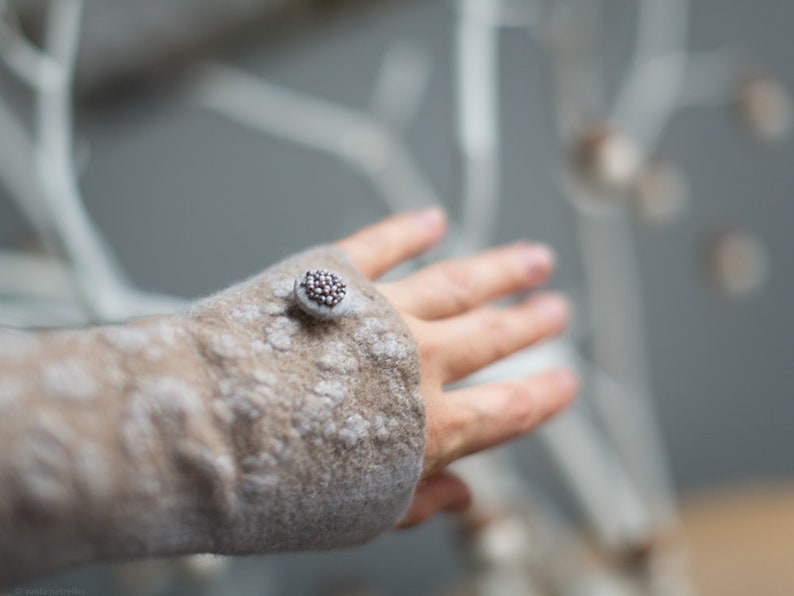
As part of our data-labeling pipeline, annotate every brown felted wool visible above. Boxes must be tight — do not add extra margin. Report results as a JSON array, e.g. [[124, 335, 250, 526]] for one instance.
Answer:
[[0, 246, 424, 586]]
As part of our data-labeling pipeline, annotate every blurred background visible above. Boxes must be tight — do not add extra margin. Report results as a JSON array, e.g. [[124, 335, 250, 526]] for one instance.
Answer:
[[1, 0, 792, 594]]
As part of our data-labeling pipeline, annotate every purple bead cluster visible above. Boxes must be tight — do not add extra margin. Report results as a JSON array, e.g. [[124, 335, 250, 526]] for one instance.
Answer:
[[300, 269, 347, 308]]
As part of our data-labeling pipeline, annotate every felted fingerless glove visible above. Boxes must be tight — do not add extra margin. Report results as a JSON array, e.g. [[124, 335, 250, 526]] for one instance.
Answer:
[[0, 246, 425, 587]]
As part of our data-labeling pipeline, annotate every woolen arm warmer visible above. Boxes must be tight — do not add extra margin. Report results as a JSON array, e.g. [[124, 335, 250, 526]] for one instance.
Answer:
[[0, 246, 425, 587]]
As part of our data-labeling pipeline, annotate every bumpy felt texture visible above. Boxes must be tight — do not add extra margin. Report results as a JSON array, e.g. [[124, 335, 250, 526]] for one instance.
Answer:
[[0, 246, 424, 586]]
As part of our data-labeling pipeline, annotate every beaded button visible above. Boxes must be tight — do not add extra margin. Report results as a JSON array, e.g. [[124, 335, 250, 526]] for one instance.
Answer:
[[293, 269, 349, 320]]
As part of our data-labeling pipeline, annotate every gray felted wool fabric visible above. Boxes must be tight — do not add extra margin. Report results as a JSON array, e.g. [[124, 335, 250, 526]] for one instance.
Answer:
[[0, 246, 425, 587]]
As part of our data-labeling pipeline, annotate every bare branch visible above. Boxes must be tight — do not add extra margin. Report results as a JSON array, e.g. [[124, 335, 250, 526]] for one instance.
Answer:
[[186, 61, 442, 214], [454, 0, 502, 253]]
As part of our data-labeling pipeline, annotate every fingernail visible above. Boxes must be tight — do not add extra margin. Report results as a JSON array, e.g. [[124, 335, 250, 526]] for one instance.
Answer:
[[535, 294, 569, 325], [415, 206, 446, 232], [517, 243, 555, 278]]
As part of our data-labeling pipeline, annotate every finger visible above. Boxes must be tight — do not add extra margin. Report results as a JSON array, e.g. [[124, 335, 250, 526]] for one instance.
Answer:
[[425, 293, 569, 383], [335, 208, 446, 279], [396, 471, 471, 529], [425, 369, 578, 475], [387, 242, 555, 320]]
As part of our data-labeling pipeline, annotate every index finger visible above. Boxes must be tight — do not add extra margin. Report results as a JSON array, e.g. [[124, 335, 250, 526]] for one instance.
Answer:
[[335, 208, 446, 279]]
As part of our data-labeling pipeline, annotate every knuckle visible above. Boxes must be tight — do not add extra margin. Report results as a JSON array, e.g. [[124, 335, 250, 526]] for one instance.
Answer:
[[418, 337, 443, 372], [438, 263, 477, 310], [503, 380, 539, 430], [482, 312, 515, 359]]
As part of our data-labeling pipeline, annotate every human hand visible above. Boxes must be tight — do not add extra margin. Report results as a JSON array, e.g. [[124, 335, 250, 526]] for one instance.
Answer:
[[336, 208, 577, 528]]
